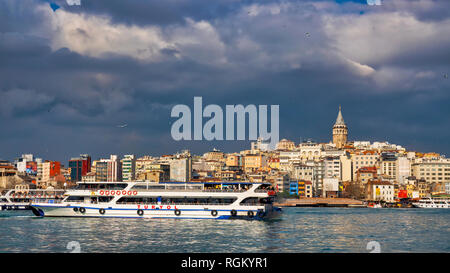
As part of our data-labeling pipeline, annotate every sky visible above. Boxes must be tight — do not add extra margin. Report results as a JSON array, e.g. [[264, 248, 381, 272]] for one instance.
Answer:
[[1, 0, 450, 164]]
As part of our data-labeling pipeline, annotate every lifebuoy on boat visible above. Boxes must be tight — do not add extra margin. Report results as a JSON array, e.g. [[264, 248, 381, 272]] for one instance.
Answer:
[[230, 209, 237, 217], [79, 207, 86, 213], [211, 210, 218, 217]]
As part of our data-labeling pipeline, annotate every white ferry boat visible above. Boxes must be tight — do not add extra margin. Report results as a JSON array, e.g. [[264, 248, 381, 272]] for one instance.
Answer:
[[30, 181, 280, 219], [412, 197, 450, 208]]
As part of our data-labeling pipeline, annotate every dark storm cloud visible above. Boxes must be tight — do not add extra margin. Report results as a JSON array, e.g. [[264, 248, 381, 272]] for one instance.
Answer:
[[0, 0, 450, 163]]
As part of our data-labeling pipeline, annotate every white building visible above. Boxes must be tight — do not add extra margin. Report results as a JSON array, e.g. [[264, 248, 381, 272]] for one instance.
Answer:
[[16, 154, 34, 172], [170, 157, 192, 182], [396, 156, 411, 184], [366, 181, 394, 202], [121, 155, 136, 182], [323, 178, 339, 197], [324, 156, 341, 179]]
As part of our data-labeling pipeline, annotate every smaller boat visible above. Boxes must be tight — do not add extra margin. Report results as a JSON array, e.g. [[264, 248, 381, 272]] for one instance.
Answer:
[[367, 202, 382, 208]]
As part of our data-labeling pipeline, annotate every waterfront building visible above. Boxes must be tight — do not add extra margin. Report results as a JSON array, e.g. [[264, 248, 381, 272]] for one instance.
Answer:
[[267, 157, 280, 169], [396, 156, 411, 184], [323, 178, 340, 198], [266, 171, 290, 192], [69, 154, 91, 182], [92, 155, 122, 182], [16, 154, 34, 173], [42, 161, 61, 182], [225, 154, 240, 167], [411, 158, 450, 185], [0, 165, 17, 188], [36, 158, 43, 179], [324, 156, 341, 179], [137, 163, 170, 182], [279, 151, 301, 171], [445, 182, 450, 194], [340, 154, 353, 182], [244, 154, 267, 173], [121, 155, 136, 182], [82, 172, 96, 182], [135, 156, 157, 177], [298, 141, 322, 162], [380, 152, 398, 181], [292, 160, 324, 197], [0, 159, 11, 166], [95, 162, 107, 182], [351, 151, 380, 178], [289, 180, 313, 198], [332, 106, 348, 149], [170, 157, 192, 182], [107, 155, 122, 182], [366, 180, 394, 202], [356, 166, 378, 185], [203, 149, 225, 161]]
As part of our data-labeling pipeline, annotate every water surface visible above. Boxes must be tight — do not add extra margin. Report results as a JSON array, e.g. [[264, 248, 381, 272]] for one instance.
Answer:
[[0, 208, 449, 253]]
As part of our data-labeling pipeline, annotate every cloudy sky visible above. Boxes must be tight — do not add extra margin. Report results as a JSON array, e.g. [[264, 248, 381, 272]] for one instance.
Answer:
[[1, 0, 450, 163]]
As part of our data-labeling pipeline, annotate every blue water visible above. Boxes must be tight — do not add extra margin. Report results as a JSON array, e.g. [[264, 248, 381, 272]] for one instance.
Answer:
[[0, 208, 449, 253]]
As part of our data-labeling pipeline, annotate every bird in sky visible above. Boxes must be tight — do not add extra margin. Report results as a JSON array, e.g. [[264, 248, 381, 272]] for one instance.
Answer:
[[117, 124, 128, 128], [49, 2, 60, 12]]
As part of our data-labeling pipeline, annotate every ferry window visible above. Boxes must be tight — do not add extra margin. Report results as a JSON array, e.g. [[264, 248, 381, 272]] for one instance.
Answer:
[[98, 196, 114, 203], [107, 184, 128, 190], [118, 197, 160, 204], [240, 197, 258, 205], [67, 196, 84, 202], [131, 185, 149, 190], [160, 197, 237, 205], [166, 185, 186, 190], [148, 185, 167, 190]]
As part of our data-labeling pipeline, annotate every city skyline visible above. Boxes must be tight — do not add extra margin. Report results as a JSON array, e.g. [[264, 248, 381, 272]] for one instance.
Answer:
[[1, 0, 450, 162], [1, 105, 448, 163]]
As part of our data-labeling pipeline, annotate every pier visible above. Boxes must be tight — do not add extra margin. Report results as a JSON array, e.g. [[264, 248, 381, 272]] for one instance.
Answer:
[[275, 198, 365, 208]]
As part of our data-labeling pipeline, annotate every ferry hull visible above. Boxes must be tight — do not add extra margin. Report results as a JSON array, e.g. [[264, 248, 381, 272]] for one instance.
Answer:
[[31, 204, 277, 220]]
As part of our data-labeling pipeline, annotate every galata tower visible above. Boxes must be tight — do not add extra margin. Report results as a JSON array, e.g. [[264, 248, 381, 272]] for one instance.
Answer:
[[332, 106, 348, 149]]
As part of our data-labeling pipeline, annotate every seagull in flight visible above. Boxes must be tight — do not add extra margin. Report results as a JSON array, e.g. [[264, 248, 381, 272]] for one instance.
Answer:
[[117, 124, 128, 128]]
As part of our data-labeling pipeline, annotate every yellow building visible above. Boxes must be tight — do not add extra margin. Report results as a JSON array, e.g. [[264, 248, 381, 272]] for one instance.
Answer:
[[268, 158, 280, 169], [411, 159, 450, 184], [226, 154, 240, 167], [244, 155, 267, 172], [406, 184, 416, 198]]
